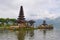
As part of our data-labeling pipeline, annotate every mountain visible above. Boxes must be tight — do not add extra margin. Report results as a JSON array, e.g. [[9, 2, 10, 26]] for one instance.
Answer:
[[34, 17, 60, 28]]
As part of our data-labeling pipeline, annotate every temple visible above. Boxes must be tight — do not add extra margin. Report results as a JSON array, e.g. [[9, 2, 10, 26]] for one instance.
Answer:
[[17, 6, 26, 27], [42, 20, 47, 26], [10, 6, 53, 29]]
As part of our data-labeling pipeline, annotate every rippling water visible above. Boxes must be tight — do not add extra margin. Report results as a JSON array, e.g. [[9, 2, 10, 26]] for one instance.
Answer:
[[0, 28, 60, 40]]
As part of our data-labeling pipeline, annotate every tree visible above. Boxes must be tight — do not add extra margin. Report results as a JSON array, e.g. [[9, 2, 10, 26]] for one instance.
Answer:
[[0, 18, 17, 26], [9, 18, 17, 25], [28, 20, 35, 26], [0, 18, 5, 25]]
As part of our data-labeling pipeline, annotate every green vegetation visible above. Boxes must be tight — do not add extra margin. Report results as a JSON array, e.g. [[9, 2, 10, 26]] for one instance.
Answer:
[[0, 18, 53, 31], [0, 18, 17, 27], [0, 18, 37, 31], [28, 20, 35, 26]]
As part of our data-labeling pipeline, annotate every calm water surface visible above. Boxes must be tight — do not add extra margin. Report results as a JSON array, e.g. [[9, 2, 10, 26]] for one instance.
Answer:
[[0, 28, 60, 40]]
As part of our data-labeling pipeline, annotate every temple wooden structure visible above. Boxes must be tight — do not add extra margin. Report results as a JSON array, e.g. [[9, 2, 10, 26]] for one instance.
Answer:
[[17, 6, 27, 28], [38, 20, 53, 29]]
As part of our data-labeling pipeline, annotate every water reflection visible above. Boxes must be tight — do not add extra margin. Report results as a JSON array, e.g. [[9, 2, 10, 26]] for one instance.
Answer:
[[29, 30, 34, 37], [17, 29, 26, 40], [43, 29, 46, 36], [17, 29, 54, 40], [39, 29, 53, 40], [17, 29, 34, 40], [42, 29, 47, 40], [0, 29, 58, 40], [27, 30, 34, 40]]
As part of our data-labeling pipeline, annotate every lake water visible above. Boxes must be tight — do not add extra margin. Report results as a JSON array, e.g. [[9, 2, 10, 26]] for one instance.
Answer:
[[0, 28, 60, 40]]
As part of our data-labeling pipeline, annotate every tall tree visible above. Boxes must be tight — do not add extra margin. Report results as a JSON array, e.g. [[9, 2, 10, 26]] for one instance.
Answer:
[[28, 20, 35, 26]]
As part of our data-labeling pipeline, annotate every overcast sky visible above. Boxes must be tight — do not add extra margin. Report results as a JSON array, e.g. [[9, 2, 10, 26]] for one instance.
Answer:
[[0, 0, 60, 20]]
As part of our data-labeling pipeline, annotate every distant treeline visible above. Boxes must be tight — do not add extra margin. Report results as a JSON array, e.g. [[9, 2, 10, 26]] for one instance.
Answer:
[[0, 18, 17, 26]]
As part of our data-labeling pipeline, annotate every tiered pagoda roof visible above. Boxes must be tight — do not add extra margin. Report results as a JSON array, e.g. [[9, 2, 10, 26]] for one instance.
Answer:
[[17, 6, 26, 23]]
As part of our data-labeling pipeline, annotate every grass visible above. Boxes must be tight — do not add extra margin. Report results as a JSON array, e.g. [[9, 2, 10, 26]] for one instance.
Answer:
[[0, 26, 38, 31]]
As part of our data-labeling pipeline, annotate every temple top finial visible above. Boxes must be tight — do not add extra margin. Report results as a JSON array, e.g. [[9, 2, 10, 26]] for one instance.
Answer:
[[19, 6, 24, 17]]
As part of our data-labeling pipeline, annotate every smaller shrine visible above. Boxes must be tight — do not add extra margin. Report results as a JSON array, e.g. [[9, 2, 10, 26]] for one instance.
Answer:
[[38, 20, 53, 29], [42, 20, 48, 26]]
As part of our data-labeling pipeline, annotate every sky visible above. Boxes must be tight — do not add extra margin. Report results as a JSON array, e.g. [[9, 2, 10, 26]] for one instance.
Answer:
[[0, 0, 60, 20]]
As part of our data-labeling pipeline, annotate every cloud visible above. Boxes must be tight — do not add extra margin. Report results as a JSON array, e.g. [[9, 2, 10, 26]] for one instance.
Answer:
[[0, 0, 60, 20]]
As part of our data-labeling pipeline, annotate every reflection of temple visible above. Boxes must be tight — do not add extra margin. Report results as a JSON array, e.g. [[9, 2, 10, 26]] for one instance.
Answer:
[[17, 6, 26, 27], [43, 29, 46, 35], [42, 29, 47, 40], [29, 30, 34, 37], [17, 30, 26, 40], [26, 30, 34, 40], [17, 30, 34, 40]]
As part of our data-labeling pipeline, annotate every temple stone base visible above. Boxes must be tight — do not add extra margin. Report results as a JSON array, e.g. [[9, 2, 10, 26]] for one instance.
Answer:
[[38, 25, 53, 29], [18, 23, 26, 28]]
